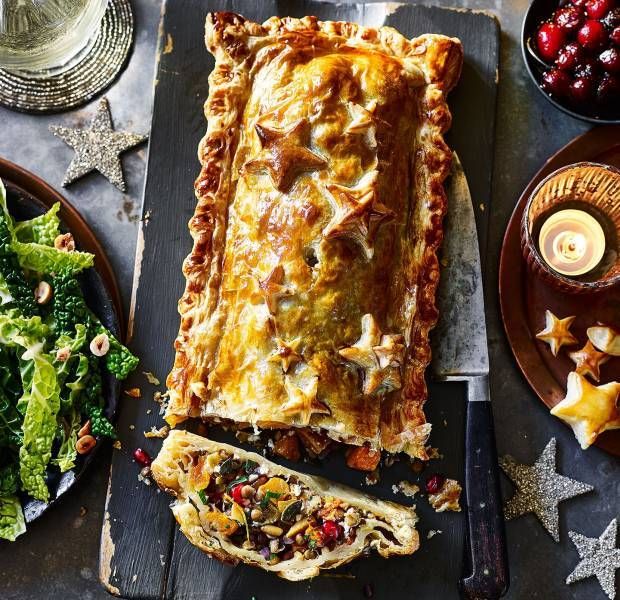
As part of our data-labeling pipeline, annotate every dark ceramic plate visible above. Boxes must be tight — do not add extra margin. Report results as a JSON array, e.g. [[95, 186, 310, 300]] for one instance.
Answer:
[[0, 157, 122, 524], [521, 0, 620, 124]]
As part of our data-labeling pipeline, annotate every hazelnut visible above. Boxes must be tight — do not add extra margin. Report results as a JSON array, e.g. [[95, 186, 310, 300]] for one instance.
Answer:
[[55, 346, 71, 362], [76, 435, 97, 454], [90, 333, 110, 357], [240, 484, 255, 499], [54, 233, 75, 252], [34, 281, 53, 305]]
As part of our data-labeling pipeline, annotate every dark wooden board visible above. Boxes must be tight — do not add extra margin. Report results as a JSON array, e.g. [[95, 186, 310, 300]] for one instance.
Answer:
[[499, 126, 620, 457], [100, 2, 500, 598]]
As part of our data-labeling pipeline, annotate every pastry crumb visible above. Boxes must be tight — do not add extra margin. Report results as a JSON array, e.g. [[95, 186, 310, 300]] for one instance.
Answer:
[[144, 425, 170, 439], [365, 469, 380, 486], [112, 440, 122, 450], [143, 371, 160, 385], [396, 480, 420, 498], [428, 478, 462, 512], [426, 446, 442, 460], [124, 387, 141, 398], [427, 529, 442, 539]]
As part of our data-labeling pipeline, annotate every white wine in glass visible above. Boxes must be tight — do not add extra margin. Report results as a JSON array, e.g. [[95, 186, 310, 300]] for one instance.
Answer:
[[0, 0, 108, 77]]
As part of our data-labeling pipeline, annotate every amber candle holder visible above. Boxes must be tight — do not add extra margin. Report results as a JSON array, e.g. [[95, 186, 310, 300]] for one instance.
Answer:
[[521, 162, 620, 294]]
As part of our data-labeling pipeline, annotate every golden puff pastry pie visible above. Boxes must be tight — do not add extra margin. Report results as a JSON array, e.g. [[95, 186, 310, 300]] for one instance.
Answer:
[[166, 11, 463, 459], [151, 430, 419, 580]]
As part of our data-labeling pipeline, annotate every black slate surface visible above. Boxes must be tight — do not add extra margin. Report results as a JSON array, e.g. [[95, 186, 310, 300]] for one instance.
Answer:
[[101, 2, 500, 599]]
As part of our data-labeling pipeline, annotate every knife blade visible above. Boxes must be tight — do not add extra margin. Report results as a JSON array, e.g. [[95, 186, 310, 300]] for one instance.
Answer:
[[432, 154, 509, 599]]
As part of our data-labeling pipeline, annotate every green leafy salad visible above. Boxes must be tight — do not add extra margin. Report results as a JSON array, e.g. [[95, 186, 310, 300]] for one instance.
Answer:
[[0, 179, 138, 542]]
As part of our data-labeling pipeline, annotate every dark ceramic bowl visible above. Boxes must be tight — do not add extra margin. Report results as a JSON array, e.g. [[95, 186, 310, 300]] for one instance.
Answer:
[[2, 177, 120, 526], [521, 0, 620, 124]]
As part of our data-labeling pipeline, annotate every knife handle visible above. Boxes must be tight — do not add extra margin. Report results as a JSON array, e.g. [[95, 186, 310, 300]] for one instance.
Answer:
[[459, 394, 509, 600]]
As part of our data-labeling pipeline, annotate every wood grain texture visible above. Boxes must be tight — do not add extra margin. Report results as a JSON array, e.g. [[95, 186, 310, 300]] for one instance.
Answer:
[[101, 2, 499, 598]]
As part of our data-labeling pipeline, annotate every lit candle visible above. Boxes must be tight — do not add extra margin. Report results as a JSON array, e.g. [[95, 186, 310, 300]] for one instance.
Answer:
[[538, 209, 606, 277]]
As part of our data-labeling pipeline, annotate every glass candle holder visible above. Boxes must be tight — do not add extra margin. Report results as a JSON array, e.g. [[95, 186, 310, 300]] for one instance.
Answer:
[[521, 162, 620, 294]]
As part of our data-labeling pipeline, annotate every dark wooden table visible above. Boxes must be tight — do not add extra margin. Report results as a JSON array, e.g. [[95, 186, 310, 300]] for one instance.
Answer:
[[0, 1, 617, 599]]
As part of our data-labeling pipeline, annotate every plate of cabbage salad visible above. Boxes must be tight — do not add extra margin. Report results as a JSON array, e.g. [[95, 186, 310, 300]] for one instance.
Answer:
[[0, 178, 138, 542]]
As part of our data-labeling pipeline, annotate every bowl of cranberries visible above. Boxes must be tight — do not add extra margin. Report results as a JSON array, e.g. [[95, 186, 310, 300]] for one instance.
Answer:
[[523, 0, 620, 122]]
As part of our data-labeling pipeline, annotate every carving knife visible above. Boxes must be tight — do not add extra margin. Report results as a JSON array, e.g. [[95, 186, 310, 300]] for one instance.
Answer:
[[432, 154, 509, 599]]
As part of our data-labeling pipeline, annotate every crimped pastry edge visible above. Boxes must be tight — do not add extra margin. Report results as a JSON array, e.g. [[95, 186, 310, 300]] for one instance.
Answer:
[[165, 11, 463, 459]]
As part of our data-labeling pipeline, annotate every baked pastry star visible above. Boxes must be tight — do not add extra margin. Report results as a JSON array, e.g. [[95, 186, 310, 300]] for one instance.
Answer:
[[339, 314, 405, 395], [550, 372, 620, 449], [568, 341, 609, 382], [282, 366, 330, 426], [535, 310, 578, 356], [242, 119, 327, 192], [269, 337, 303, 373], [323, 172, 395, 260]]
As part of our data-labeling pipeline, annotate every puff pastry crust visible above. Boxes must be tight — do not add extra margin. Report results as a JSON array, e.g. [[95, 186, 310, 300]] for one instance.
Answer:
[[152, 430, 419, 580], [166, 11, 463, 459]]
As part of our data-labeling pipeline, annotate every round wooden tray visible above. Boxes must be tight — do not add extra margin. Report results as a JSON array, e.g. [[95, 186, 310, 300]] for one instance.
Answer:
[[499, 126, 620, 456], [0, 156, 124, 523]]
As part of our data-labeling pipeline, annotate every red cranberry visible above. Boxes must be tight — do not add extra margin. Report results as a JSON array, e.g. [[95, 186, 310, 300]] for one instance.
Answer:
[[537, 22, 567, 62], [570, 75, 596, 103], [603, 8, 620, 29], [577, 19, 608, 49], [600, 46, 620, 71], [598, 72, 620, 102], [321, 520, 342, 541], [555, 6, 584, 34], [134, 448, 152, 466], [611, 26, 620, 44], [425, 473, 446, 494], [556, 42, 585, 69], [542, 68, 572, 96], [231, 483, 245, 504], [585, 0, 614, 19], [574, 56, 601, 78]]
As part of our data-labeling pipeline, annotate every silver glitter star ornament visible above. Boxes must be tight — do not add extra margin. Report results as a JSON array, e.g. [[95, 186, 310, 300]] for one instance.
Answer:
[[499, 438, 593, 541], [50, 97, 147, 191], [567, 519, 620, 599]]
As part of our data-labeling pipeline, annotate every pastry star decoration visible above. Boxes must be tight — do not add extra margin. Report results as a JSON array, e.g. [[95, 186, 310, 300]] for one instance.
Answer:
[[499, 438, 593, 542], [535, 310, 578, 356], [566, 519, 620, 600], [550, 372, 620, 449], [345, 101, 381, 149], [50, 97, 147, 192], [269, 337, 303, 373], [282, 365, 330, 426], [257, 265, 294, 314], [323, 171, 395, 260], [569, 341, 610, 382], [242, 119, 327, 192], [339, 313, 405, 395]]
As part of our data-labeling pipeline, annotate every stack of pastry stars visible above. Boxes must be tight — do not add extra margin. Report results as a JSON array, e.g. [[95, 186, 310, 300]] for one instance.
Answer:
[[535, 310, 620, 449]]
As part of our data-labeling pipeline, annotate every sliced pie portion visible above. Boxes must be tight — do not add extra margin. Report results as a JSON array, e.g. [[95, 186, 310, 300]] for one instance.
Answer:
[[152, 430, 418, 580]]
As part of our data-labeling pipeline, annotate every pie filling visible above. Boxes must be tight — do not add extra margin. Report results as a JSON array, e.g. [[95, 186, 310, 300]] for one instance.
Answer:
[[183, 447, 399, 565]]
